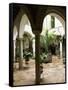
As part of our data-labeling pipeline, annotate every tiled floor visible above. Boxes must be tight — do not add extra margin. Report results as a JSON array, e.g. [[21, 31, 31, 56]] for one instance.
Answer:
[[13, 56, 65, 86]]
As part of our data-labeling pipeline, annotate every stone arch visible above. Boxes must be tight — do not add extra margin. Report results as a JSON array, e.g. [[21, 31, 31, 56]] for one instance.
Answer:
[[42, 13, 65, 30], [13, 7, 34, 36], [45, 7, 65, 20], [19, 14, 31, 38], [37, 7, 66, 31]]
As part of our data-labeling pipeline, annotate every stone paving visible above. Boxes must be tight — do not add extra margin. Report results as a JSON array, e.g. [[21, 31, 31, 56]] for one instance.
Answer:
[[13, 56, 65, 86]]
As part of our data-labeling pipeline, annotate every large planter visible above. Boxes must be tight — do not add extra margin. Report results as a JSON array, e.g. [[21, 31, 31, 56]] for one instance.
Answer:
[[24, 52, 32, 65], [44, 53, 52, 63], [25, 55, 30, 64], [40, 53, 52, 63]]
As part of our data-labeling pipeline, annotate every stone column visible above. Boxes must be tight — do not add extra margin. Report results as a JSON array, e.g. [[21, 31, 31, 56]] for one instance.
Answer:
[[60, 41, 62, 59], [60, 36, 63, 63], [13, 40, 16, 62], [20, 39, 23, 59], [35, 33, 41, 84], [13, 40, 17, 70], [32, 39, 35, 58], [19, 38, 23, 70]]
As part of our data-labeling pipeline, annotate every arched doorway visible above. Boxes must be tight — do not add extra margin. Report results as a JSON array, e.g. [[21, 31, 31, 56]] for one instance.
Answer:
[[13, 14, 35, 86], [40, 13, 65, 84]]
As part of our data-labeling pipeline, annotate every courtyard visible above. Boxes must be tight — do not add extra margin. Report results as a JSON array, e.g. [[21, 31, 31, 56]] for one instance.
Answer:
[[9, 4, 66, 86], [13, 55, 65, 86]]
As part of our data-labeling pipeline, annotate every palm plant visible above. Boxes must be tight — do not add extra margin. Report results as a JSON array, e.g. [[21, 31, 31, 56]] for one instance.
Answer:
[[40, 29, 57, 63], [40, 29, 57, 53]]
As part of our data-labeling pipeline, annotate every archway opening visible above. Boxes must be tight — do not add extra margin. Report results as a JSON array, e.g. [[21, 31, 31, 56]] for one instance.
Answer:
[[13, 14, 35, 86], [40, 13, 65, 84]]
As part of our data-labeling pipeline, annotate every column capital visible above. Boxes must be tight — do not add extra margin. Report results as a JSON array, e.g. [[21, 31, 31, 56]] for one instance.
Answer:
[[32, 26, 42, 35], [33, 30, 41, 35]]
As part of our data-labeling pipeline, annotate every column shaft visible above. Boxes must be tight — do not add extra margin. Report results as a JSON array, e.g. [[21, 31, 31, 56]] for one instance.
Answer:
[[32, 39, 35, 58], [60, 41, 62, 59], [13, 40, 16, 62], [19, 39, 23, 70], [35, 34, 40, 84]]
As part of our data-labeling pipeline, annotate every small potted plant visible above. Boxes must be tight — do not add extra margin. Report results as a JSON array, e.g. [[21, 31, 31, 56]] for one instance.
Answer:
[[24, 49, 32, 65]]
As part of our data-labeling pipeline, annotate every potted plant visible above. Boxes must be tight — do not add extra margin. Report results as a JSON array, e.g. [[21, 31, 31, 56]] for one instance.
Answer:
[[24, 50, 32, 64]]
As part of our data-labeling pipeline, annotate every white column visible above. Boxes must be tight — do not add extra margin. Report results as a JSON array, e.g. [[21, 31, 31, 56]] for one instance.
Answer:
[[13, 40, 16, 62], [20, 39, 23, 59], [60, 41, 62, 59], [32, 39, 35, 58]]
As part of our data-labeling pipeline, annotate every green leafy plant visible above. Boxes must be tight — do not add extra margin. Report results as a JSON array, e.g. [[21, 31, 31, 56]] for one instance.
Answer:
[[40, 29, 57, 63], [40, 29, 57, 53], [24, 50, 32, 64]]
